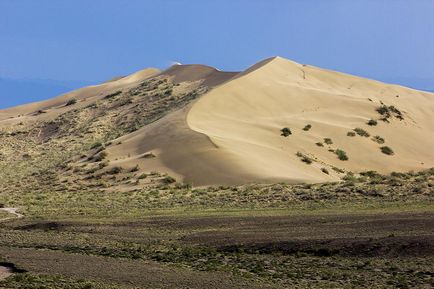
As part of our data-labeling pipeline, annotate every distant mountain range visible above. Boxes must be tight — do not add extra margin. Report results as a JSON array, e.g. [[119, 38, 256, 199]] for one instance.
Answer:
[[0, 78, 91, 109]]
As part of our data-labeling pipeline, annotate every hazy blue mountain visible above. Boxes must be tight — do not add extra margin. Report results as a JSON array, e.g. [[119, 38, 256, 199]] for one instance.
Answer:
[[0, 78, 92, 109]]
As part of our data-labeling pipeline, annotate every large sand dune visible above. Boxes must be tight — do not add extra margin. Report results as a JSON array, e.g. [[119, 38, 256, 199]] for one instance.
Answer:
[[106, 57, 434, 185], [2, 56, 433, 185]]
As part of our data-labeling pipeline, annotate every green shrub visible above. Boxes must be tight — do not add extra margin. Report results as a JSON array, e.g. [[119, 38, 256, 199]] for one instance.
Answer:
[[302, 124, 312, 131], [90, 142, 103, 149], [347, 131, 356, 137], [367, 119, 378, 126], [380, 146, 394, 155], [162, 176, 176, 184], [104, 90, 122, 99], [65, 99, 77, 106], [321, 168, 329, 174], [324, 138, 333, 145], [372, 135, 385, 144], [354, 128, 370, 137], [296, 152, 313, 164], [107, 166, 123, 174], [335, 149, 348, 161], [93, 151, 107, 162], [281, 127, 292, 137]]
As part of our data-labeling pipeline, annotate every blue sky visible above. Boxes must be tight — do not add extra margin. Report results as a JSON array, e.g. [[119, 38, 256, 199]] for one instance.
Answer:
[[1, 0, 434, 108]]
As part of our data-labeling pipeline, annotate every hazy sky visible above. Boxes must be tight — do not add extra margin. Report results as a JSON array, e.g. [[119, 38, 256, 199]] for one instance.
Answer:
[[1, 0, 433, 107]]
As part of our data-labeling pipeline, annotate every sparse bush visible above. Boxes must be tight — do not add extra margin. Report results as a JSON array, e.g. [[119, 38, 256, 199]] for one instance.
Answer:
[[130, 165, 139, 172], [90, 142, 103, 149], [302, 124, 312, 131], [367, 119, 378, 126], [332, 166, 345, 173], [296, 152, 313, 164], [321, 168, 329, 174], [315, 142, 324, 147], [372, 135, 385, 144], [65, 99, 77, 106], [162, 176, 176, 184], [324, 138, 333, 145], [354, 128, 370, 137], [93, 151, 107, 162], [107, 166, 123, 174], [281, 127, 292, 137], [335, 149, 348, 161], [380, 146, 394, 155], [347, 131, 356, 137], [104, 90, 122, 99]]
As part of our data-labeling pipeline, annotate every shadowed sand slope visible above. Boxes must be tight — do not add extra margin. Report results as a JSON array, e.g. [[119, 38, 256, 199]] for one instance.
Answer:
[[185, 57, 434, 184]]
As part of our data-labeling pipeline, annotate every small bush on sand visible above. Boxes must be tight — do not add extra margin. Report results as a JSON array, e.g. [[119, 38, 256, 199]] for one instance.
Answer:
[[372, 135, 385, 144], [281, 127, 292, 137], [380, 146, 394, 155], [66, 99, 77, 106], [162, 176, 176, 184], [335, 149, 348, 161], [315, 142, 324, 147], [347, 131, 356, 137], [354, 128, 370, 137], [321, 168, 329, 174], [303, 124, 312, 131], [324, 138, 333, 145], [90, 142, 103, 149], [367, 119, 378, 126], [107, 166, 123, 174], [296, 152, 313, 164]]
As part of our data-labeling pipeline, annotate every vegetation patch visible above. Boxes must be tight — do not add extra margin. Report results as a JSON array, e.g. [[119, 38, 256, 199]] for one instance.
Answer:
[[372, 135, 385, 144], [376, 105, 404, 122], [354, 128, 370, 137], [380, 146, 394, 155], [65, 99, 77, 106], [296, 152, 313, 164], [347, 131, 356, 137], [367, 119, 378, 126], [335, 149, 349, 161], [280, 127, 292, 137], [302, 124, 312, 131], [323, 138, 333, 145]]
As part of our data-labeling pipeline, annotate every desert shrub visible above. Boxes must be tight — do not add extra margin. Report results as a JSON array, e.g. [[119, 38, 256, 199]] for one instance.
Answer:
[[332, 166, 345, 173], [372, 135, 385, 144], [324, 138, 333, 145], [315, 142, 324, 147], [162, 176, 176, 184], [354, 128, 370, 137], [164, 89, 173, 96], [104, 90, 122, 99], [335, 149, 348, 161], [107, 166, 123, 174], [93, 151, 107, 162], [380, 146, 394, 155], [367, 119, 378, 126], [347, 131, 356, 137], [302, 124, 312, 131], [65, 99, 77, 106], [296, 152, 312, 164], [321, 168, 329, 174], [281, 127, 292, 137], [90, 142, 103, 149], [130, 165, 139, 172]]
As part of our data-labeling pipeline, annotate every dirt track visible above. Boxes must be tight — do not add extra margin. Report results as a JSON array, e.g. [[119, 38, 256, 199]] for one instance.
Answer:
[[0, 208, 23, 222]]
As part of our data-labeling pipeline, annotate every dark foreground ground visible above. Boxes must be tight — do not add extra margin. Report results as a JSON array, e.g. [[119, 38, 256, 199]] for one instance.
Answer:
[[0, 169, 433, 288], [1, 209, 433, 288]]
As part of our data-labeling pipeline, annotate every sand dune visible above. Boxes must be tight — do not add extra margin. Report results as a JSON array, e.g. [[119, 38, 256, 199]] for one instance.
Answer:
[[186, 57, 434, 184], [2, 56, 433, 185]]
